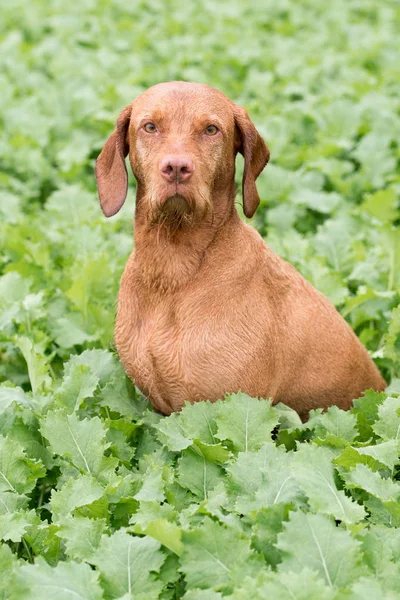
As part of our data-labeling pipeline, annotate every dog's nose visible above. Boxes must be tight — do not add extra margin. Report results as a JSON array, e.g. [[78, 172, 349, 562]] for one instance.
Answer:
[[160, 156, 195, 183]]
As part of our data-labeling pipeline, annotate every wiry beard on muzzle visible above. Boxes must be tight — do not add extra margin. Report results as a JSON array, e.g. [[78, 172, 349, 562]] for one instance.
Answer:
[[146, 187, 213, 233]]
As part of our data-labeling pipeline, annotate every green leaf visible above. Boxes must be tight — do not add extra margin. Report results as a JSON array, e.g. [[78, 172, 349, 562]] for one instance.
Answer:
[[356, 440, 399, 470], [293, 188, 342, 214], [6, 420, 54, 469], [0, 436, 45, 494], [49, 313, 97, 349], [10, 557, 103, 600], [215, 393, 279, 452], [307, 256, 350, 305], [192, 441, 231, 463], [0, 509, 36, 543], [155, 412, 192, 452], [99, 375, 148, 418], [129, 500, 177, 533], [0, 544, 17, 597], [348, 577, 390, 600], [14, 337, 52, 394], [251, 505, 288, 567], [365, 496, 400, 528], [291, 445, 365, 523], [226, 444, 301, 512], [344, 464, 400, 502], [41, 410, 109, 477], [178, 401, 220, 444], [183, 591, 223, 600], [277, 511, 364, 588], [0, 491, 28, 514], [134, 462, 166, 503], [380, 227, 400, 293], [362, 189, 399, 223], [66, 256, 112, 316], [0, 385, 31, 413], [196, 483, 237, 528], [334, 444, 397, 472], [177, 448, 224, 500], [56, 516, 106, 560], [229, 568, 336, 600], [25, 522, 62, 566], [55, 364, 99, 413], [386, 378, 400, 396], [307, 406, 357, 442], [91, 530, 165, 599], [67, 350, 118, 387], [274, 402, 303, 430], [383, 305, 400, 362], [373, 396, 400, 441], [105, 471, 136, 504], [361, 524, 400, 573], [159, 552, 181, 586], [0, 272, 30, 305], [106, 419, 136, 464], [144, 519, 183, 556], [50, 474, 105, 520], [155, 400, 219, 452], [351, 390, 387, 442], [180, 517, 263, 591]]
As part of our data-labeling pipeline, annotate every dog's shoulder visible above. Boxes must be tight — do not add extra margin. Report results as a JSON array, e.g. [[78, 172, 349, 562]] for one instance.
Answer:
[[240, 222, 318, 305]]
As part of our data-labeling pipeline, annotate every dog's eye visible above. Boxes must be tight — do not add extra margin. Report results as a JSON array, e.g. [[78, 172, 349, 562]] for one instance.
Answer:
[[143, 122, 157, 133], [205, 125, 219, 136]]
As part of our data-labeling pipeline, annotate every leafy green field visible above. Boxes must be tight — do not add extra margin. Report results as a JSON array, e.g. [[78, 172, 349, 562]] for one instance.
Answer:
[[1, 0, 400, 598]]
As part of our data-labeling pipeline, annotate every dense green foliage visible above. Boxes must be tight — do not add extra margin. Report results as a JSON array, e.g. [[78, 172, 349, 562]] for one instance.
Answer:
[[1, 0, 400, 598]]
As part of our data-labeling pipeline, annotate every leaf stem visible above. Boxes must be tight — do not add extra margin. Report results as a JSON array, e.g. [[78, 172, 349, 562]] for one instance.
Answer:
[[22, 538, 34, 564]]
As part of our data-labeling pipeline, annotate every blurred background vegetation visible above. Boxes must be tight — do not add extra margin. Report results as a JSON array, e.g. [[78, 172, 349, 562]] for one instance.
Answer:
[[1, 0, 399, 388]]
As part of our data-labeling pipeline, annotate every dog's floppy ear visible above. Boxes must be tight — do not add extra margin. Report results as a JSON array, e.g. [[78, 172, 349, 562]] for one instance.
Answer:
[[233, 105, 270, 218], [95, 104, 132, 217]]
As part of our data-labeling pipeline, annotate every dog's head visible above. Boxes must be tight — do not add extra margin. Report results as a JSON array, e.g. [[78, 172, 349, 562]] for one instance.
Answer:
[[95, 82, 269, 227]]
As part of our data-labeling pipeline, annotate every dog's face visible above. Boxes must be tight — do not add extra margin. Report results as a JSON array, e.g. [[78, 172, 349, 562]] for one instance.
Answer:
[[95, 82, 269, 226]]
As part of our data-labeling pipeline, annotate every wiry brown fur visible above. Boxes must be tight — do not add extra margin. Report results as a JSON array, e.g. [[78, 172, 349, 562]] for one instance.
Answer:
[[95, 81, 386, 419]]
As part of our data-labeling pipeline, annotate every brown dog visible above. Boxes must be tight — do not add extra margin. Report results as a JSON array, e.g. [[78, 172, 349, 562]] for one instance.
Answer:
[[95, 81, 385, 419]]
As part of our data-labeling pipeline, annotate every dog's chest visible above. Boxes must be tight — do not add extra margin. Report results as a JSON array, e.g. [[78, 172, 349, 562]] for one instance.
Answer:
[[116, 299, 184, 403], [119, 301, 209, 379], [115, 288, 266, 412]]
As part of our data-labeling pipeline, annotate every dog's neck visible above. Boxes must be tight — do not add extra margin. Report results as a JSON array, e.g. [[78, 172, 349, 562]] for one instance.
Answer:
[[133, 187, 239, 294]]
